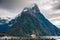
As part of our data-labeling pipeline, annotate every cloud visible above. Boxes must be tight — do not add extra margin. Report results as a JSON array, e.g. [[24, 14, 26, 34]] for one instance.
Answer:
[[0, 0, 60, 28], [0, 0, 39, 13], [0, 9, 17, 19], [49, 17, 60, 29], [0, 0, 40, 19], [54, 4, 60, 10], [52, 0, 60, 10]]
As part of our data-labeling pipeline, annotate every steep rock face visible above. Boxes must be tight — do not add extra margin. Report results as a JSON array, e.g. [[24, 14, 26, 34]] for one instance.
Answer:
[[6, 4, 60, 36]]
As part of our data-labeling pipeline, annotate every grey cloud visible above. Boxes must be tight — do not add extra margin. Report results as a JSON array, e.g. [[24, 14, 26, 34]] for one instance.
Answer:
[[0, 0, 26, 13], [0, 0, 38, 13], [52, 0, 60, 10], [54, 4, 60, 10]]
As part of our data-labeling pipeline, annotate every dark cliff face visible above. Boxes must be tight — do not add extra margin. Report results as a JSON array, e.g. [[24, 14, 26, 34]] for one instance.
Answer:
[[5, 4, 60, 36]]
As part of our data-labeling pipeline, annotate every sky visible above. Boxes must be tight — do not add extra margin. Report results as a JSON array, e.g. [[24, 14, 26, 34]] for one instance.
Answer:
[[0, 0, 60, 28]]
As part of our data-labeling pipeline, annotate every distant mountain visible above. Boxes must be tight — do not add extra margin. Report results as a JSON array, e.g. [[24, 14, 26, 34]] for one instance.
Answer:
[[5, 4, 60, 36], [0, 17, 16, 32]]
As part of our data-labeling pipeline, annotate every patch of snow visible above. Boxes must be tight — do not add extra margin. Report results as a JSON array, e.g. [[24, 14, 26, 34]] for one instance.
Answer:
[[1, 36, 11, 39], [31, 34, 37, 38], [23, 8, 28, 12]]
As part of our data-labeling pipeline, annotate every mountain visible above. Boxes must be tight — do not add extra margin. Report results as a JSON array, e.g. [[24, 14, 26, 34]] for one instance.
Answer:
[[5, 4, 60, 36], [0, 17, 16, 32]]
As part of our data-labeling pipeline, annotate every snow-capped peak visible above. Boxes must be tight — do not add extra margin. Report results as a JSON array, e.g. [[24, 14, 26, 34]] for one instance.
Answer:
[[23, 3, 38, 12]]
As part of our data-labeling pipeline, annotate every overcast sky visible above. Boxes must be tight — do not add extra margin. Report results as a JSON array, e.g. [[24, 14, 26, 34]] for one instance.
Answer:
[[0, 0, 60, 28]]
